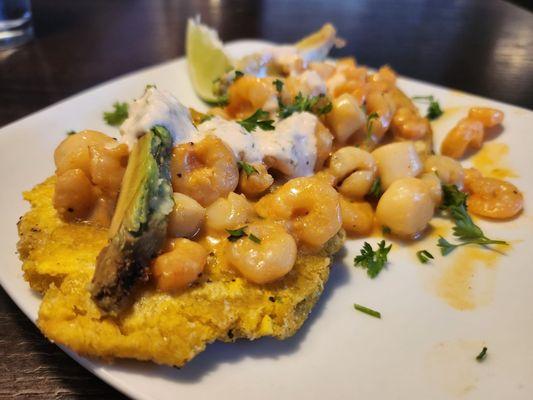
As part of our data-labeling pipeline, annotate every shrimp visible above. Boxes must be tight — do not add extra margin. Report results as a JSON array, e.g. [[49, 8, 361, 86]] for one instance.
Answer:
[[53, 169, 95, 221], [365, 90, 396, 142], [255, 176, 341, 247], [314, 121, 334, 171], [339, 197, 374, 236], [468, 107, 504, 128], [171, 135, 239, 207], [390, 106, 430, 140], [328, 147, 377, 199], [424, 155, 465, 190], [466, 177, 523, 219], [225, 75, 277, 119], [205, 192, 255, 231], [227, 221, 297, 284], [238, 162, 274, 198], [441, 118, 484, 159], [152, 239, 207, 292]]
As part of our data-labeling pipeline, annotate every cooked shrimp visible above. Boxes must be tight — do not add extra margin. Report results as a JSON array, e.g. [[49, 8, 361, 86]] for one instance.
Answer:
[[54, 130, 115, 176], [468, 107, 504, 128], [390, 106, 430, 140], [441, 118, 484, 159], [314, 121, 334, 171], [466, 177, 523, 219], [424, 155, 465, 190], [152, 239, 207, 292], [339, 197, 374, 236], [238, 162, 274, 198], [53, 169, 95, 221], [365, 90, 396, 142], [225, 75, 277, 118], [171, 136, 239, 207], [88, 142, 129, 197], [255, 177, 341, 247], [227, 221, 297, 284], [205, 192, 255, 231], [328, 147, 377, 199]]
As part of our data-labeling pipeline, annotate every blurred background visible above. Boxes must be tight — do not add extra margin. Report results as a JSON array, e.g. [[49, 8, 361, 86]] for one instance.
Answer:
[[0, 0, 532, 398], [0, 0, 532, 129]]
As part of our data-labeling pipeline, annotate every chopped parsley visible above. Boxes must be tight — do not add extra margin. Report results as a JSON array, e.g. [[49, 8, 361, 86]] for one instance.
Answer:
[[237, 160, 258, 176], [273, 79, 284, 93], [234, 70, 244, 80], [238, 109, 275, 132], [476, 346, 488, 362], [367, 177, 382, 198], [354, 240, 392, 278], [278, 92, 333, 119], [103, 102, 129, 126], [226, 226, 248, 242], [437, 184, 507, 255], [412, 95, 443, 120], [366, 111, 379, 138], [353, 303, 381, 319], [66, 130, 76, 136], [416, 250, 434, 264], [382, 226, 391, 235], [226, 226, 261, 244], [210, 94, 229, 107], [248, 233, 262, 244], [146, 84, 157, 89]]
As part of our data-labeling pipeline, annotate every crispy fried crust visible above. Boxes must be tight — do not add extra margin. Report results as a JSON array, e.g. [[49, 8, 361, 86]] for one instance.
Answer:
[[18, 177, 345, 367]]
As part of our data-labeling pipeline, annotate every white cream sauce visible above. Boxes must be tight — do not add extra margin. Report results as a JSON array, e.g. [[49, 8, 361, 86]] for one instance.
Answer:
[[120, 88, 319, 178]]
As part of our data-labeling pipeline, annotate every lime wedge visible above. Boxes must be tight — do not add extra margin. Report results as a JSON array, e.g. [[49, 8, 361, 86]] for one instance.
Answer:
[[186, 18, 233, 103]]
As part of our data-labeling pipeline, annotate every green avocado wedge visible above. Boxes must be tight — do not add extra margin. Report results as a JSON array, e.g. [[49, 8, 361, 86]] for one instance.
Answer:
[[91, 126, 174, 315]]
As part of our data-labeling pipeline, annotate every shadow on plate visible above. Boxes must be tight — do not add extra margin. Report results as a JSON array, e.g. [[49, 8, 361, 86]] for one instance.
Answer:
[[102, 248, 350, 383]]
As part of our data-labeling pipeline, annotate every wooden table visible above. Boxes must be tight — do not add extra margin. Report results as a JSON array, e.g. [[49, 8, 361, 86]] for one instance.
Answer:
[[1, 0, 531, 398]]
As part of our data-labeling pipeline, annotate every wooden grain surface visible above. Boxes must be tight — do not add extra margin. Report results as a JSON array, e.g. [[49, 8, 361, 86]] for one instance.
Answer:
[[0, 0, 532, 398]]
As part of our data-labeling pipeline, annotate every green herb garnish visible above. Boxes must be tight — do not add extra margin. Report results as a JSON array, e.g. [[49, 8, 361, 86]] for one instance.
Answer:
[[412, 95, 443, 120], [234, 70, 244, 80], [237, 160, 258, 176], [368, 177, 382, 198], [273, 79, 284, 93], [278, 92, 332, 119], [238, 109, 275, 132], [66, 130, 76, 136], [354, 240, 392, 278], [103, 102, 129, 126], [437, 184, 507, 255], [226, 226, 248, 242], [382, 226, 391, 235], [416, 250, 434, 264], [366, 111, 379, 138], [476, 346, 488, 362], [248, 233, 261, 244], [353, 303, 381, 319], [210, 94, 229, 107]]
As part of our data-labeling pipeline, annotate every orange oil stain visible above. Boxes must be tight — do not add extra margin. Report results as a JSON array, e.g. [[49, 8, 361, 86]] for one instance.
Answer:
[[472, 142, 517, 179], [436, 244, 507, 310]]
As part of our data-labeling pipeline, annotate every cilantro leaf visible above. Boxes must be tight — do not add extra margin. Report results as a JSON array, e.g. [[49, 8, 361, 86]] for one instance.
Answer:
[[412, 95, 443, 120], [366, 111, 379, 139], [416, 249, 434, 264], [103, 102, 129, 126], [353, 303, 381, 319], [476, 346, 488, 362], [354, 240, 392, 278], [438, 184, 508, 255], [367, 177, 382, 198], [238, 109, 275, 132], [226, 226, 248, 242], [273, 79, 284, 93], [237, 160, 258, 176], [248, 233, 261, 244], [278, 92, 332, 119]]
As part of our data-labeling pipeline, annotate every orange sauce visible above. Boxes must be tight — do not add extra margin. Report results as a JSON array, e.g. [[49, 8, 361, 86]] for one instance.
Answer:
[[472, 142, 517, 179], [436, 245, 506, 310]]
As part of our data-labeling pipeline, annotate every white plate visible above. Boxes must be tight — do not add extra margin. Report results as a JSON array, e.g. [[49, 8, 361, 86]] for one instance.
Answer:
[[1, 40, 533, 400]]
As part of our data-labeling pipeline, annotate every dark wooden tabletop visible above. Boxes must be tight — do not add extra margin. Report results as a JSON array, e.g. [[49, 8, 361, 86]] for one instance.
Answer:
[[1, 0, 532, 398]]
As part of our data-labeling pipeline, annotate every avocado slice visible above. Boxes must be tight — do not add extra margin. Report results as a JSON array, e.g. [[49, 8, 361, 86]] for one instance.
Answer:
[[91, 126, 174, 314]]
